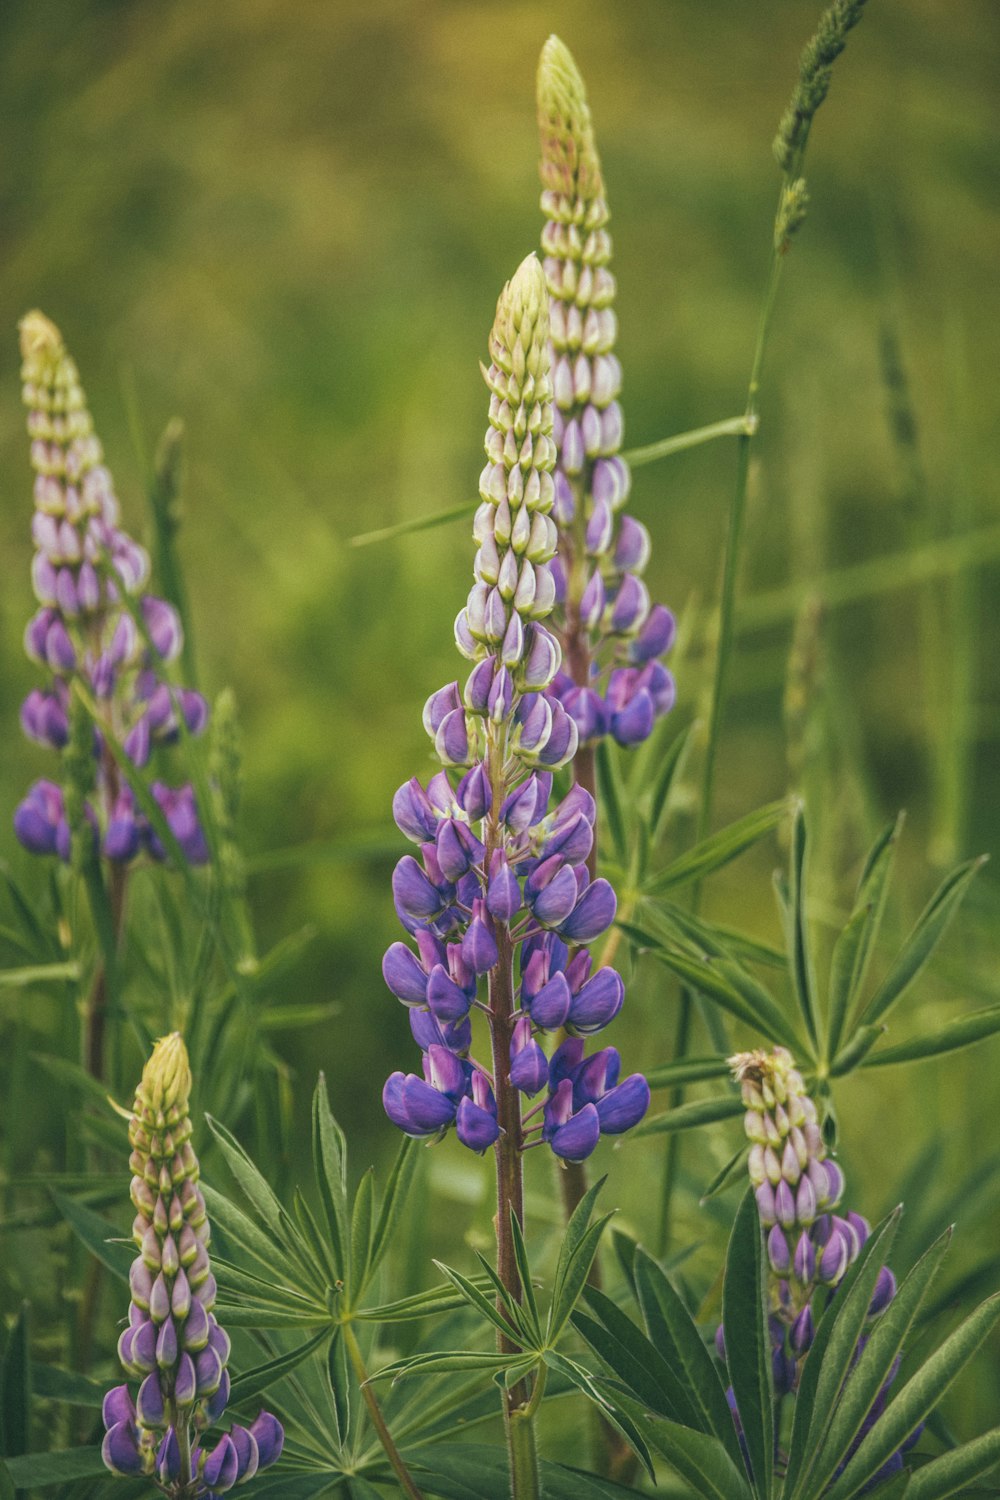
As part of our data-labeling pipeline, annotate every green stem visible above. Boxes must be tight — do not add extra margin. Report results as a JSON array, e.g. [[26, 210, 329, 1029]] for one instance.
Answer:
[[343, 1322, 426, 1500], [623, 413, 758, 469], [507, 1407, 541, 1500], [658, 188, 790, 1256]]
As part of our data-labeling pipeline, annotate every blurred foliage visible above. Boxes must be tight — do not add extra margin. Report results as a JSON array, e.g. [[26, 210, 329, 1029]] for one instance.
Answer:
[[1, 0, 998, 1473]]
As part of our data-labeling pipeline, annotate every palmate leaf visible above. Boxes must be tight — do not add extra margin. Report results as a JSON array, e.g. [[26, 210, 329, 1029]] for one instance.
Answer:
[[406, 1440, 649, 1500], [542, 1352, 655, 1480], [312, 1074, 350, 1283], [619, 924, 801, 1050], [824, 1293, 1000, 1500], [353, 1280, 496, 1324], [722, 1188, 773, 1498], [548, 1177, 612, 1340], [431, 1259, 528, 1345], [229, 1325, 331, 1405], [856, 855, 986, 1031], [646, 899, 786, 971], [368, 1136, 417, 1280], [783, 1208, 902, 1497], [642, 799, 790, 895], [790, 1226, 952, 1500], [607, 1393, 754, 1500], [633, 1248, 742, 1463]]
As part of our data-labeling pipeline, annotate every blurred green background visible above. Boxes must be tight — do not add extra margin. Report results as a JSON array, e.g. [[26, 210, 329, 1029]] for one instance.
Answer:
[[1, 0, 999, 1452]]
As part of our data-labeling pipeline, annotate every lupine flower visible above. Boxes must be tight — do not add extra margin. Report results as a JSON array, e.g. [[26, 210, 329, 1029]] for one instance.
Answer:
[[15, 313, 209, 866], [535, 38, 675, 749], [382, 256, 647, 1161], [102, 1033, 283, 1495], [716, 1047, 920, 1472]]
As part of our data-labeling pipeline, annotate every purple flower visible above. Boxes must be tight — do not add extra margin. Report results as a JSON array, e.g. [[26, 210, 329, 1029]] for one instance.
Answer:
[[16, 314, 210, 868]]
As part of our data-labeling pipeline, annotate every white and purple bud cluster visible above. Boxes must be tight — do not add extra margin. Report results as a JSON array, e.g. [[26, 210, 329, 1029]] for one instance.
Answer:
[[383, 259, 649, 1161], [718, 1049, 896, 1400], [102, 1034, 283, 1495], [536, 38, 676, 749], [14, 313, 208, 866]]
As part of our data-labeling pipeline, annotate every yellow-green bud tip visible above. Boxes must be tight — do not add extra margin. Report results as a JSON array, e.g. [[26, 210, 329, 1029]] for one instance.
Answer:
[[140, 1032, 192, 1114], [490, 254, 549, 365], [537, 35, 603, 200], [19, 310, 64, 365]]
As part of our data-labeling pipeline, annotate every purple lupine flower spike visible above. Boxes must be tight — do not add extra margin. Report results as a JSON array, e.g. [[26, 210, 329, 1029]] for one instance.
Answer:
[[716, 1047, 906, 1469], [15, 313, 209, 867], [536, 39, 675, 750], [101, 1033, 283, 1493], [381, 255, 647, 1161]]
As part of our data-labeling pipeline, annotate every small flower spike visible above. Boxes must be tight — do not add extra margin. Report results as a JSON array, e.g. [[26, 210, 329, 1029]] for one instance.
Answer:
[[15, 313, 209, 867], [102, 1034, 283, 1495]]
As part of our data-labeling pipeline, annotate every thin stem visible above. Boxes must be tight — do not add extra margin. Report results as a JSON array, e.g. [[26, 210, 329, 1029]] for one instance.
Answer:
[[485, 737, 540, 1500], [343, 1322, 426, 1500], [623, 413, 758, 469]]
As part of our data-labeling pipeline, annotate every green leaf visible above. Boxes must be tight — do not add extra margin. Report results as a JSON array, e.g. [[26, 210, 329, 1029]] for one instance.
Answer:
[[326, 1327, 352, 1449], [548, 1175, 605, 1335], [369, 1136, 417, 1278], [783, 1208, 902, 1498], [830, 1023, 885, 1076], [408, 1441, 649, 1499], [202, 1185, 294, 1286], [509, 1211, 540, 1337], [646, 900, 786, 970], [825, 1293, 1000, 1500], [722, 1188, 773, 1497], [624, 933, 800, 1050], [229, 1325, 330, 1404], [349, 1168, 375, 1301], [2, 1448, 105, 1487], [355, 1280, 496, 1324], [797, 1227, 952, 1500], [700, 1146, 750, 1203], [827, 814, 902, 1057], [0, 1305, 30, 1459], [649, 722, 698, 841], [628, 1408, 754, 1500], [643, 800, 789, 895], [29, 1364, 105, 1408], [595, 740, 629, 864], [858, 855, 986, 1029], [907, 1427, 1000, 1500], [431, 1260, 524, 1344], [632, 1094, 744, 1138], [0, 962, 79, 991], [312, 1074, 349, 1281], [51, 1194, 132, 1281], [633, 1248, 742, 1464], [542, 1352, 655, 1480], [646, 1056, 731, 1090], [862, 1005, 1000, 1068], [368, 1350, 515, 1383], [786, 804, 821, 1052], [548, 1214, 615, 1341]]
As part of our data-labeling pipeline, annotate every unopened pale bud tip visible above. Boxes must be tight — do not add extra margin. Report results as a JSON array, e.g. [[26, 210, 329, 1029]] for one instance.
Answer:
[[19, 310, 63, 363], [141, 1032, 192, 1113]]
